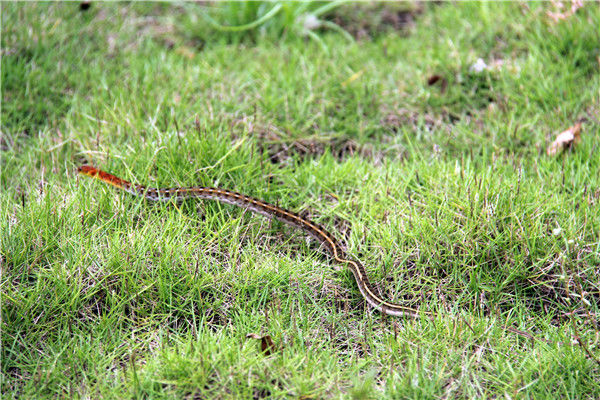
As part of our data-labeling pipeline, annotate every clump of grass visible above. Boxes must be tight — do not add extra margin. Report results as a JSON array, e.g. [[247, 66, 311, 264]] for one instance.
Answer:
[[176, 1, 353, 51]]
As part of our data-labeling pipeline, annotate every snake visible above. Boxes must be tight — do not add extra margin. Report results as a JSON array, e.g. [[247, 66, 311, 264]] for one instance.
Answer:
[[78, 165, 428, 317]]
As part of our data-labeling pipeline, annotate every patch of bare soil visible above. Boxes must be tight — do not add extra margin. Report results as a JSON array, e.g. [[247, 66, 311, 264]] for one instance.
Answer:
[[262, 136, 365, 164], [235, 119, 381, 165], [324, 2, 424, 40]]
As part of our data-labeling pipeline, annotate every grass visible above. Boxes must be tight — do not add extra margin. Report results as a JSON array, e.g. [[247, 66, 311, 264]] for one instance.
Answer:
[[2, 2, 600, 398]]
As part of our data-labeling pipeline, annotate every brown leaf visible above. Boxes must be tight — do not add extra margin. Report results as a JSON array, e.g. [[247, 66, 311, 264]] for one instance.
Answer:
[[427, 74, 448, 93], [427, 75, 442, 85], [546, 122, 582, 156], [246, 333, 278, 355]]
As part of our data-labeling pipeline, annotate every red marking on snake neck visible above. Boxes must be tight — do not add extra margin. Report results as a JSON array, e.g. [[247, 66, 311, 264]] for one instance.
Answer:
[[78, 165, 130, 188]]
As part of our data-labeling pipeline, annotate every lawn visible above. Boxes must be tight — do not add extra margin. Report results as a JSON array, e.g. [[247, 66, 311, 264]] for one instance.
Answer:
[[2, 2, 599, 399]]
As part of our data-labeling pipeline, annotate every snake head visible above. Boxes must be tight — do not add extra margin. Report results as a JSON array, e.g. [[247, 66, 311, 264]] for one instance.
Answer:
[[77, 165, 99, 176]]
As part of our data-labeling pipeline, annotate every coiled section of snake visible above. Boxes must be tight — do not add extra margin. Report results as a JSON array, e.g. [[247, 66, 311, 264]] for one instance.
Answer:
[[78, 165, 428, 317]]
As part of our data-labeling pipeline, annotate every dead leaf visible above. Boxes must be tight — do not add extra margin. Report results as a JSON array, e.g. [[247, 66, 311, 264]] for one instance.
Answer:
[[427, 74, 448, 93], [246, 333, 278, 355], [546, 122, 582, 156]]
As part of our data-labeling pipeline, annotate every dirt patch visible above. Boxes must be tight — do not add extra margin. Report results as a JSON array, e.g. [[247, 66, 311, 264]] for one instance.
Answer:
[[324, 2, 424, 40], [242, 121, 379, 165], [262, 136, 365, 165], [381, 107, 447, 134]]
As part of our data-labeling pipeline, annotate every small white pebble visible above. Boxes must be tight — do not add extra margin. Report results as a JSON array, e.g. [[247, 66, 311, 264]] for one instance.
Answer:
[[302, 14, 321, 31], [552, 227, 562, 236], [469, 58, 488, 73]]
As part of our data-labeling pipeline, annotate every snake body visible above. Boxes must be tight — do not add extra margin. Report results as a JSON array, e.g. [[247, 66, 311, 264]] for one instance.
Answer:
[[78, 165, 427, 317]]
